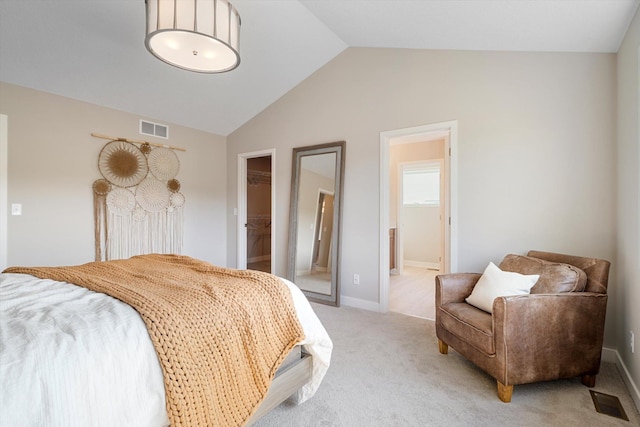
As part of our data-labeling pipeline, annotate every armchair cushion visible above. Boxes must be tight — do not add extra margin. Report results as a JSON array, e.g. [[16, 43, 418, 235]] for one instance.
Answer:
[[499, 254, 587, 294], [465, 262, 539, 313], [439, 302, 494, 354]]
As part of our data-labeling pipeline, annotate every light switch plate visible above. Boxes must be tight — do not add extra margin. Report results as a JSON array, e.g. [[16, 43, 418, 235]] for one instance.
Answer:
[[11, 204, 21, 216]]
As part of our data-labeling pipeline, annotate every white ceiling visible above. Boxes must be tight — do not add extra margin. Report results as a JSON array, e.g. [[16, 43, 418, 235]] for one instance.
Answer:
[[0, 0, 638, 136]]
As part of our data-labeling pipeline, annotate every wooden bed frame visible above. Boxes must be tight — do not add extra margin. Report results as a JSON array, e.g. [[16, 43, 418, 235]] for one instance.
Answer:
[[247, 346, 312, 425]]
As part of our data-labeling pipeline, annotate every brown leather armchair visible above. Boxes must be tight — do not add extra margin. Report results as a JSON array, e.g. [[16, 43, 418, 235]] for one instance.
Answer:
[[435, 250, 610, 402]]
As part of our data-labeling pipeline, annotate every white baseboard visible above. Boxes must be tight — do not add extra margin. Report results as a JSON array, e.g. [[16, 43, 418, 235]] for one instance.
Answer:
[[602, 346, 640, 413], [340, 295, 380, 312], [404, 260, 440, 270]]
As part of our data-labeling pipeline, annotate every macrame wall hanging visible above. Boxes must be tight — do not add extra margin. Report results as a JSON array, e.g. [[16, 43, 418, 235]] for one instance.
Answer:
[[92, 134, 185, 261]]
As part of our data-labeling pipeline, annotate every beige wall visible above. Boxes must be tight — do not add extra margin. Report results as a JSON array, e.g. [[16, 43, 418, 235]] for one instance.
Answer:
[[403, 205, 440, 265], [227, 47, 617, 335], [616, 8, 640, 407], [0, 82, 228, 267]]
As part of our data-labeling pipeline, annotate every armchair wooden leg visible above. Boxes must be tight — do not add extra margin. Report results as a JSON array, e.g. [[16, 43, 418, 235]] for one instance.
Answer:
[[438, 339, 448, 354], [497, 381, 513, 403], [581, 374, 596, 387]]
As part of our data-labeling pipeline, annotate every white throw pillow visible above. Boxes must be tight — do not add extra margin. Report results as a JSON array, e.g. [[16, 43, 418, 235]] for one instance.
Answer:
[[465, 262, 539, 313]]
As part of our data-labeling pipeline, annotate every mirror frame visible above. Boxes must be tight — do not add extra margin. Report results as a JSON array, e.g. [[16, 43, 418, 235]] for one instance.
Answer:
[[288, 141, 345, 306]]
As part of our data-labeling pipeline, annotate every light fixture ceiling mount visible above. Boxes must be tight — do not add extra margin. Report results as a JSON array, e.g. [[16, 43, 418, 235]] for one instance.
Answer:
[[145, 0, 241, 73]]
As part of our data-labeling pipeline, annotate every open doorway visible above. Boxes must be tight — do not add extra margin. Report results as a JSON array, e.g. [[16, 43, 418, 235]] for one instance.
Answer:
[[390, 147, 444, 319], [237, 149, 276, 273], [396, 161, 443, 273], [246, 156, 272, 272], [379, 121, 458, 317]]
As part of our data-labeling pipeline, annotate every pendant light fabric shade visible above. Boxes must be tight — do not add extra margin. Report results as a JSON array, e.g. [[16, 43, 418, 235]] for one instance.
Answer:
[[145, 0, 241, 73]]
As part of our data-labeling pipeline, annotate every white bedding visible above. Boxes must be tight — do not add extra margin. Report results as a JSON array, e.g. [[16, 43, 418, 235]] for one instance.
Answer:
[[0, 273, 332, 427]]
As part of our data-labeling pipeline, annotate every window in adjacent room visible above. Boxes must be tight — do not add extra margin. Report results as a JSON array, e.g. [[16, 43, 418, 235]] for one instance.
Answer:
[[402, 163, 440, 206]]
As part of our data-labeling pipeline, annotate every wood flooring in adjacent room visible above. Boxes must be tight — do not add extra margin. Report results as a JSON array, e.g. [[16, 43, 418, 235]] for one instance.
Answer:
[[389, 266, 438, 320]]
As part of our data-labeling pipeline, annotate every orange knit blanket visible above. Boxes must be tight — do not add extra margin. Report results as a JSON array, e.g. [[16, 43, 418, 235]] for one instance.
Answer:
[[4, 254, 305, 426]]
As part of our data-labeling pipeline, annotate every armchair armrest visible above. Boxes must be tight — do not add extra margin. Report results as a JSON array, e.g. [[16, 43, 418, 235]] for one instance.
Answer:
[[436, 273, 482, 306], [492, 292, 608, 385]]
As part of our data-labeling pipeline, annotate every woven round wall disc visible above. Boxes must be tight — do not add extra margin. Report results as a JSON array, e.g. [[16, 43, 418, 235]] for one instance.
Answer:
[[106, 188, 136, 216], [168, 179, 181, 193], [99, 140, 148, 188], [136, 177, 170, 212], [148, 147, 179, 181], [132, 206, 146, 222], [170, 192, 185, 208], [92, 179, 111, 196]]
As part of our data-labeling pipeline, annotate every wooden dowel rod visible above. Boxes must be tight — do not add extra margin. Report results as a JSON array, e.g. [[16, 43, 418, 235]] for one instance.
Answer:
[[91, 132, 187, 152]]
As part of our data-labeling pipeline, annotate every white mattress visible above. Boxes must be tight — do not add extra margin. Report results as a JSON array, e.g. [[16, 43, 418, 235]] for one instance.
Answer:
[[0, 273, 332, 427]]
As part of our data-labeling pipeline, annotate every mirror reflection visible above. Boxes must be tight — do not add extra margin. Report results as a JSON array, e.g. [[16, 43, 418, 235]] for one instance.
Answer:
[[295, 153, 336, 295], [288, 142, 345, 306]]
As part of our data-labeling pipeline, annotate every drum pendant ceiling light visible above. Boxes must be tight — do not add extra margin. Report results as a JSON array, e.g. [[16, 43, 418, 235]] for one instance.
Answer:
[[145, 0, 241, 73]]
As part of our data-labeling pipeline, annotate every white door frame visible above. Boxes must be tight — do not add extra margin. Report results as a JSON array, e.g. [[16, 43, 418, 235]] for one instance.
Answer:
[[379, 121, 458, 313], [237, 149, 276, 271], [0, 114, 7, 270]]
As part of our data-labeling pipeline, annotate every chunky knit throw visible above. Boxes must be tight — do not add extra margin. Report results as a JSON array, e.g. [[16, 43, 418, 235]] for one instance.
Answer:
[[5, 254, 305, 426]]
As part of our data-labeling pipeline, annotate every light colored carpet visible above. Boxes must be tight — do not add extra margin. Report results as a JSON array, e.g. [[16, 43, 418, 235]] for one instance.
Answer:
[[255, 304, 640, 426]]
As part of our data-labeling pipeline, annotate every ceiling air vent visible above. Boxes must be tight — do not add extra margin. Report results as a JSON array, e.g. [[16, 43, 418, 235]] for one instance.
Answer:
[[140, 120, 168, 139]]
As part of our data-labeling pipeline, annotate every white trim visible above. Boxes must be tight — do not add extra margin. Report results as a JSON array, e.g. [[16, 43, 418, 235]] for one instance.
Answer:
[[379, 121, 458, 313], [237, 149, 276, 271], [396, 164, 403, 275], [269, 151, 277, 273], [602, 346, 640, 412], [340, 295, 380, 312], [380, 136, 390, 313], [237, 157, 247, 268], [0, 115, 7, 270], [139, 119, 169, 139]]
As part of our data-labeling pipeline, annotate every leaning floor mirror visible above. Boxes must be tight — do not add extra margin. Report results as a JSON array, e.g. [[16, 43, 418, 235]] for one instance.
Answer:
[[288, 141, 345, 306]]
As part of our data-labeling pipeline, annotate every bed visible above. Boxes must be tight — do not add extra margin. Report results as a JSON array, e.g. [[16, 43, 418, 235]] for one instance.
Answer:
[[0, 254, 332, 426]]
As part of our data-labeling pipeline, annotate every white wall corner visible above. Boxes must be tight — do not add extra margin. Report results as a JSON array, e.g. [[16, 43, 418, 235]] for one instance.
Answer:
[[0, 114, 7, 270]]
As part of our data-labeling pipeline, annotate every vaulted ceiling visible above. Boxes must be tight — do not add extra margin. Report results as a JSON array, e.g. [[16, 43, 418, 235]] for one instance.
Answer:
[[1, 0, 637, 136]]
